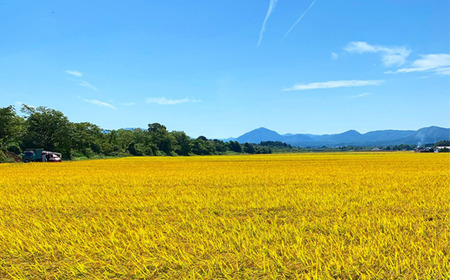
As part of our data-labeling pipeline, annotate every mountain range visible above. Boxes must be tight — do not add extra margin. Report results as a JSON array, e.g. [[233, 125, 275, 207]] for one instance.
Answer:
[[229, 126, 450, 147]]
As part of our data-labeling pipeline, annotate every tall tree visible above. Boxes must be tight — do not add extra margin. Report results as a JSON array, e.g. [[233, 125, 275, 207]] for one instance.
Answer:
[[172, 131, 192, 156], [243, 142, 255, 154], [21, 105, 72, 158], [71, 122, 104, 155], [229, 141, 243, 153], [0, 105, 23, 150], [148, 123, 175, 155]]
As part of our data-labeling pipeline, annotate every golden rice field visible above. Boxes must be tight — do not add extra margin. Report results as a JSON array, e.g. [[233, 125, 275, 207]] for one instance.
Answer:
[[0, 152, 449, 279]]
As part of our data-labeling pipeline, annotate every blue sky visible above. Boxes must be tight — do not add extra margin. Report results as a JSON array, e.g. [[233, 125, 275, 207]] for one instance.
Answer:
[[1, 1, 449, 139]]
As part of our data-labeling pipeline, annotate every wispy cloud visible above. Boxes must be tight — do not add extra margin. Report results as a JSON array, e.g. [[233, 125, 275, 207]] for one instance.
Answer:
[[79, 80, 99, 91], [331, 52, 338, 60], [283, 80, 383, 91], [344, 41, 411, 67], [65, 70, 83, 77], [436, 67, 450, 76], [84, 99, 116, 109], [65, 71, 100, 91], [349, 92, 371, 98], [145, 97, 201, 105], [392, 54, 450, 75], [258, 0, 278, 47], [283, 0, 318, 39]]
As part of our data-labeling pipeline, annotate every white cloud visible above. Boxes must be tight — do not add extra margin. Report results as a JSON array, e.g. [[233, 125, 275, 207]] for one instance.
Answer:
[[344, 41, 411, 66], [344, 41, 376, 53], [394, 54, 450, 75], [283, 0, 318, 39], [349, 92, 371, 98], [79, 80, 99, 91], [283, 80, 383, 91], [436, 67, 450, 76], [331, 52, 338, 60], [84, 99, 116, 109], [258, 0, 278, 47], [145, 97, 201, 105], [65, 70, 83, 77]]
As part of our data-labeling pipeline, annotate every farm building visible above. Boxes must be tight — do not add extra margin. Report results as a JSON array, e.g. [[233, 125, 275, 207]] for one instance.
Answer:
[[434, 146, 450, 153]]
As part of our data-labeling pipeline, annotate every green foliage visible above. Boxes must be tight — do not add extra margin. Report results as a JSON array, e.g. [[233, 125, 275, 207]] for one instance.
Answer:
[[101, 142, 114, 156], [228, 141, 243, 153], [6, 143, 21, 155], [0, 150, 15, 163], [0, 105, 23, 150], [21, 105, 72, 159], [1, 103, 448, 162], [260, 141, 292, 148], [255, 146, 272, 154], [128, 143, 144, 156], [148, 123, 176, 155], [433, 140, 450, 148], [243, 143, 255, 154], [172, 131, 191, 156], [71, 122, 104, 155], [191, 139, 210, 155], [389, 144, 416, 151], [144, 143, 157, 156]]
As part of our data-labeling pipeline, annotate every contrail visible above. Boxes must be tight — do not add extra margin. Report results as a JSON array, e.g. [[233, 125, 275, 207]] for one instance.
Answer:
[[283, 0, 318, 39], [258, 0, 278, 47]]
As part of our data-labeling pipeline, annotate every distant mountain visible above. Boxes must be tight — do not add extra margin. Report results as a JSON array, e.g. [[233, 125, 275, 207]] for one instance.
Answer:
[[230, 126, 450, 147], [235, 127, 284, 143], [413, 126, 450, 144]]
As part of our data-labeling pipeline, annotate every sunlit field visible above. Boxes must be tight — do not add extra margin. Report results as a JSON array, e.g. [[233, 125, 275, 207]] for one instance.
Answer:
[[0, 153, 449, 279]]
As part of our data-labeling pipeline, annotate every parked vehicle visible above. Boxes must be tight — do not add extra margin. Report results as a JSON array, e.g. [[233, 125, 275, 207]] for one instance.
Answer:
[[23, 149, 62, 162]]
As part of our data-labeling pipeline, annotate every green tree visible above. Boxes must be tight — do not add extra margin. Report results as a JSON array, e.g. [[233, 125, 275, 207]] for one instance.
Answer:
[[0, 105, 23, 151], [212, 139, 228, 153], [21, 105, 72, 158], [148, 123, 175, 155], [128, 142, 144, 156], [172, 131, 192, 156], [71, 122, 104, 156], [148, 123, 167, 134], [191, 139, 209, 155], [115, 129, 135, 151], [228, 141, 243, 153], [243, 142, 255, 154], [192, 136, 216, 155], [433, 140, 450, 148]]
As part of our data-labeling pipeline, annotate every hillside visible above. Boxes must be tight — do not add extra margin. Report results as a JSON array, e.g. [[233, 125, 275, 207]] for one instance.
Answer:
[[231, 126, 450, 147]]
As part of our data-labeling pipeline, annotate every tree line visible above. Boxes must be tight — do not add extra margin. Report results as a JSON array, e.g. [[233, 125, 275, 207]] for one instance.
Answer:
[[2, 104, 447, 162], [0, 104, 273, 162]]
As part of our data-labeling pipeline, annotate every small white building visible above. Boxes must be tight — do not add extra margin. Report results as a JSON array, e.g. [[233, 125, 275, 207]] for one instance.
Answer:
[[434, 146, 450, 153]]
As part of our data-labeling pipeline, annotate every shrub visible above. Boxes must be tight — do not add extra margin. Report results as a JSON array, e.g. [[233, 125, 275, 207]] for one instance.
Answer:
[[6, 144, 21, 155]]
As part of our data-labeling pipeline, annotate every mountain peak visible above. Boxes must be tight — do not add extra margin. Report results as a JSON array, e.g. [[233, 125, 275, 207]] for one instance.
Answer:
[[236, 127, 282, 143], [251, 127, 277, 133], [232, 126, 450, 146], [342, 130, 361, 135]]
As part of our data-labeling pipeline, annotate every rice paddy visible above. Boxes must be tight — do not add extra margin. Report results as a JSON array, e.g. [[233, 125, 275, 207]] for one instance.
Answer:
[[0, 152, 449, 279]]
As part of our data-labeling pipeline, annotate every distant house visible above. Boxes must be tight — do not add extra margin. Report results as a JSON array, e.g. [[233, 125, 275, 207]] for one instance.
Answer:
[[434, 146, 450, 153], [415, 147, 434, 153]]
